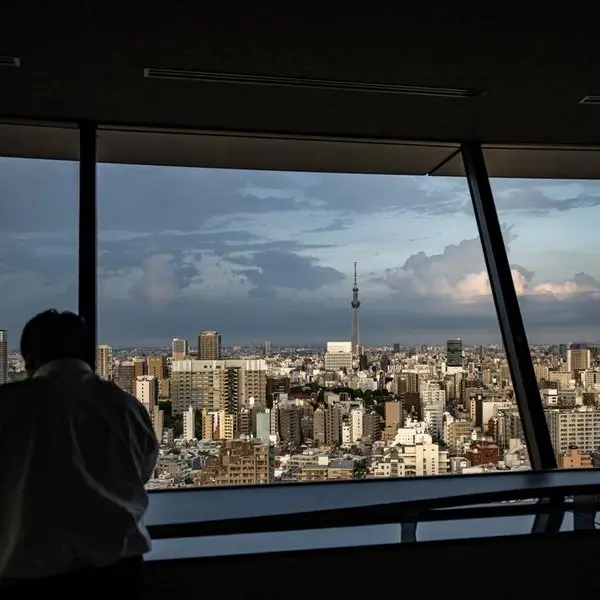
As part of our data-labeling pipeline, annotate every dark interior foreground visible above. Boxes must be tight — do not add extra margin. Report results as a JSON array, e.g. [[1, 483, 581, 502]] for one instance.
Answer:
[[148, 531, 600, 598]]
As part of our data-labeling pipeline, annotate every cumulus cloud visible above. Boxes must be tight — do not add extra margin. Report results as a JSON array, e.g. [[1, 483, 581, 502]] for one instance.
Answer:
[[383, 235, 600, 302], [130, 255, 185, 304]]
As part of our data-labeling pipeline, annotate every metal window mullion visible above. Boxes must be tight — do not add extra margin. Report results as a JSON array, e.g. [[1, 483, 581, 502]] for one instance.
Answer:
[[78, 122, 97, 366], [461, 142, 556, 470]]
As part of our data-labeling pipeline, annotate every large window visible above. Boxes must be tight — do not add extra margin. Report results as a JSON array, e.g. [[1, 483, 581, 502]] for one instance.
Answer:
[[0, 153, 78, 385], [96, 142, 525, 489], [491, 174, 600, 469]]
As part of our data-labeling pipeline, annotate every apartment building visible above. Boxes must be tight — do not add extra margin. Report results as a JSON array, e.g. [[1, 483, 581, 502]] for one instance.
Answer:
[[546, 409, 600, 457], [372, 444, 449, 477], [197, 440, 273, 486]]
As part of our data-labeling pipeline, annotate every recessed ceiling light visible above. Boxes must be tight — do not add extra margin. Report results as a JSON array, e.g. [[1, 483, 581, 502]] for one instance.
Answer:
[[579, 95, 600, 104], [143, 68, 483, 99], [0, 56, 20, 68]]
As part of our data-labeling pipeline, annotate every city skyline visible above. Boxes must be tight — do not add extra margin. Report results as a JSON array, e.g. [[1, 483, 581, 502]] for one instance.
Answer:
[[2, 157, 600, 345]]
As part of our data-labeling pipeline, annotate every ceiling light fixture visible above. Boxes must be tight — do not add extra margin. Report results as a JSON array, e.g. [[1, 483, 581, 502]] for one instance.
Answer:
[[0, 56, 20, 68], [579, 95, 600, 105], [143, 68, 483, 99]]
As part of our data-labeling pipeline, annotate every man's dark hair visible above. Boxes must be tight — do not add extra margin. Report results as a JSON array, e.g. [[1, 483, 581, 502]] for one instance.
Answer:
[[20, 310, 94, 372]]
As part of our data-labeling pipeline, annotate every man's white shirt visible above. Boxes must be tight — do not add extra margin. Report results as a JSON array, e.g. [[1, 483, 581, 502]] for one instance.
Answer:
[[0, 359, 159, 578]]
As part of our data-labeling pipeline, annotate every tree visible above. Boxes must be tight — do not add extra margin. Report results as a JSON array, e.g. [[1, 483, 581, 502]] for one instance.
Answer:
[[172, 415, 183, 437], [159, 401, 173, 428], [195, 410, 203, 439], [332, 386, 357, 399]]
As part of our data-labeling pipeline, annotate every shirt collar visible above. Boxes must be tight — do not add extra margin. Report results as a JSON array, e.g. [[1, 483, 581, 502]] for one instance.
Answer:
[[33, 359, 93, 378]]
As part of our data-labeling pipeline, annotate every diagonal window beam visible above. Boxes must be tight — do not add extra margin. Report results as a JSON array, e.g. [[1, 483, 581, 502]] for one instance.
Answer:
[[461, 142, 556, 470]]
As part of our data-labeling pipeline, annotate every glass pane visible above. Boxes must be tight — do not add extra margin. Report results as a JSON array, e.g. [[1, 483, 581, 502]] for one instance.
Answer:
[[489, 172, 600, 468], [0, 154, 78, 385], [96, 135, 523, 489]]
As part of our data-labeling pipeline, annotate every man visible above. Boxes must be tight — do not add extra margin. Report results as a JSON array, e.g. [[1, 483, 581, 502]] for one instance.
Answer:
[[0, 310, 159, 594]]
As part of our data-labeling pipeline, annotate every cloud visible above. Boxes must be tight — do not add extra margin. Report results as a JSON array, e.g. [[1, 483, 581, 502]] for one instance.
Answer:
[[229, 250, 345, 292], [492, 180, 600, 214], [130, 254, 198, 304], [383, 234, 600, 303], [4, 155, 600, 347], [384, 237, 490, 299], [310, 217, 354, 233]]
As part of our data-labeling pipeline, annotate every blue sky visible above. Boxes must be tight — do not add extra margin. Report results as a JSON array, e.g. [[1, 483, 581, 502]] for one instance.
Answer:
[[2, 156, 600, 347]]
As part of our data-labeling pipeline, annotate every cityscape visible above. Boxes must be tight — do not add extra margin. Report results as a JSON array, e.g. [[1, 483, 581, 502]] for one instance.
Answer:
[[3, 150, 600, 491], [1, 263, 599, 489]]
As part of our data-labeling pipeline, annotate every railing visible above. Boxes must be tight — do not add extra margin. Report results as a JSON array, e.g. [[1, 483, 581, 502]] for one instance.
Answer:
[[145, 470, 600, 560]]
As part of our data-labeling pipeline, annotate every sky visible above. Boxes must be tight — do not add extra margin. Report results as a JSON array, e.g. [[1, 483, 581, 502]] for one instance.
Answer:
[[2, 156, 600, 348]]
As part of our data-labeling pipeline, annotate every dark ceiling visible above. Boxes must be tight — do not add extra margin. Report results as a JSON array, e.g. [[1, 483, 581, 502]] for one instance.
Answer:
[[1, 3, 600, 146]]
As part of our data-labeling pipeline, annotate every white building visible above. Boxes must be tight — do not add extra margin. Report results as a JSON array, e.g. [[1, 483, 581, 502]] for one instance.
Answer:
[[183, 404, 196, 441], [393, 419, 433, 446], [372, 443, 449, 477], [325, 341, 353, 371], [341, 422, 352, 446], [351, 408, 364, 443], [327, 341, 352, 353], [135, 375, 158, 412]]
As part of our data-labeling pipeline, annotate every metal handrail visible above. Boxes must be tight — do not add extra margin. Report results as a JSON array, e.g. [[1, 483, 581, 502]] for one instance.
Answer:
[[146, 469, 600, 540]]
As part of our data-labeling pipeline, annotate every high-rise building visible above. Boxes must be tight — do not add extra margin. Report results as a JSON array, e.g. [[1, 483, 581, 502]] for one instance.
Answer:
[[135, 375, 158, 412], [0, 330, 7, 385], [198, 331, 221, 360], [114, 361, 135, 394], [183, 404, 196, 441], [96, 344, 112, 380], [133, 358, 146, 378], [324, 341, 353, 371], [363, 410, 382, 442], [546, 409, 600, 458], [171, 359, 267, 415], [351, 408, 364, 443], [566, 347, 591, 372], [384, 401, 403, 440], [151, 404, 164, 443], [446, 338, 463, 368], [147, 355, 167, 379], [172, 338, 188, 360], [277, 405, 303, 445]]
